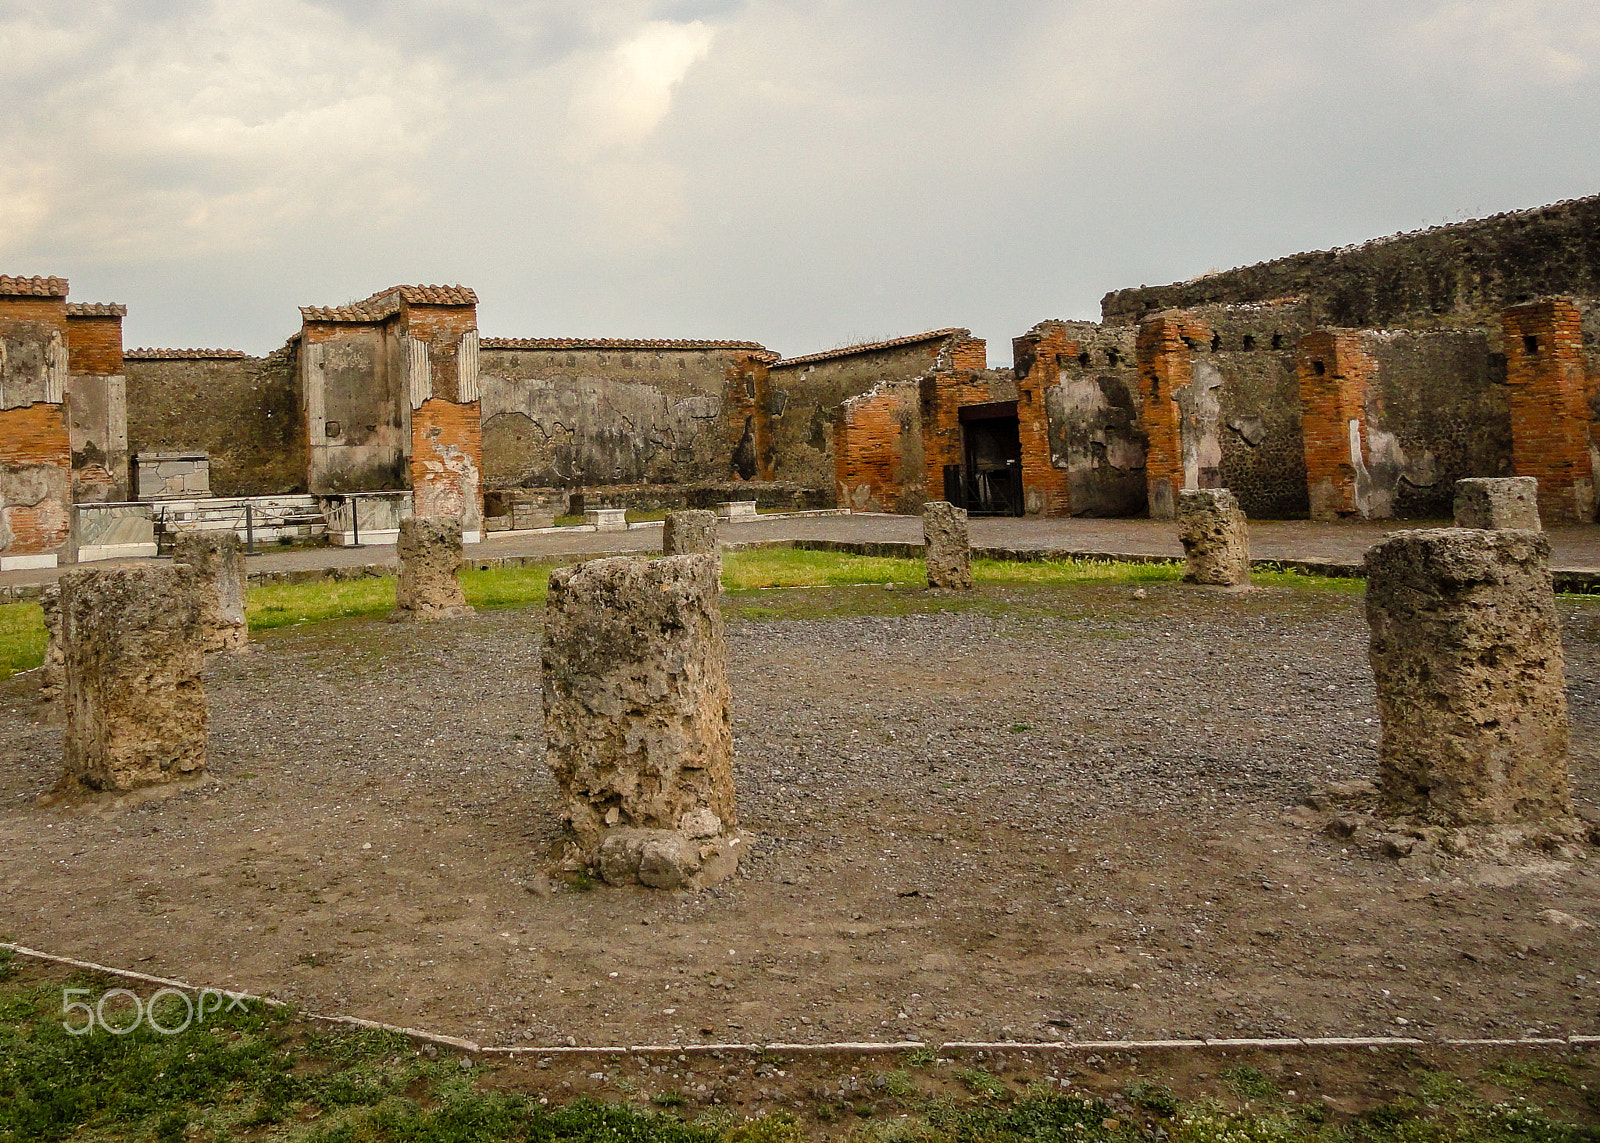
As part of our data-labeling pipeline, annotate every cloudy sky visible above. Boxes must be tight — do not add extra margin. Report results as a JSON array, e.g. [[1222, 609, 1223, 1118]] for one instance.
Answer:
[[2, 1, 1597, 362]]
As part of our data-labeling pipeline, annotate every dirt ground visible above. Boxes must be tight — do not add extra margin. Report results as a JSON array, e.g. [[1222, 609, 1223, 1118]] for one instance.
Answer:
[[1, 579, 1597, 1050]]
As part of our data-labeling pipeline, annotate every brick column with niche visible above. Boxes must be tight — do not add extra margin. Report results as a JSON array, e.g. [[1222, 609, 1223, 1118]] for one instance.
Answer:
[[1298, 330, 1376, 520], [0, 276, 73, 569], [1135, 312, 1207, 520], [1502, 298, 1595, 524]]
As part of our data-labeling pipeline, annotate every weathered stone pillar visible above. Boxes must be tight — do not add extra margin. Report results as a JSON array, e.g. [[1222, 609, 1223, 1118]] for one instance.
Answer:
[[663, 510, 718, 556], [39, 583, 64, 703], [542, 553, 741, 889], [1454, 477, 1542, 531], [1178, 488, 1251, 586], [1365, 528, 1572, 826], [922, 501, 973, 590], [59, 565, 207, 792], [390, 516, 473, 622], [172, 532, 248, 652]]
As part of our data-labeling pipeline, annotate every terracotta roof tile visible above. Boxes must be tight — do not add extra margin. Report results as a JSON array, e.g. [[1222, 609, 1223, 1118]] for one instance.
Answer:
[[0, 275, 69, 297], [301, 284, 479, 325], [65, 302, 127, 317], [771, 328, 965, 369], [124, 348, 248, 360], [482, 336, 774, 358]]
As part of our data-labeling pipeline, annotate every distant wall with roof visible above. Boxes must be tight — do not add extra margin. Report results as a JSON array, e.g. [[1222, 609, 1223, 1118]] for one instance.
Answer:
[[477, 340, 774, 488], [774, 330, 985, 500], [124, 346, 305, 497], [1102, 194, 1600, 330]]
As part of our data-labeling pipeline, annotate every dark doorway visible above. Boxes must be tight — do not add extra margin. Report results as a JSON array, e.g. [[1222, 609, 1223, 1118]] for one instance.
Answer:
[[954, 401, 1024, 516]]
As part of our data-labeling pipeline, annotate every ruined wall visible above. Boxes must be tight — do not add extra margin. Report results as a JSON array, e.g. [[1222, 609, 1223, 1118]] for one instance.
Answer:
[[769, 331, 980, 494], [126, 347, 305, 496], [299, 322, 405, 494], [1501, 297, 1597, 523], [65, 307, 128, 502], [1138, 303, 1314, 520], [919, 369, 1019, 503], [833, 379, 924, 512], [478, 341, 768, 488], [398, 297, 482, 534], [1103, 195, 1600, 330], [1299, 330, 1509, 521], [1018, 320, 1144, 516], [0, 282, 72, 561]]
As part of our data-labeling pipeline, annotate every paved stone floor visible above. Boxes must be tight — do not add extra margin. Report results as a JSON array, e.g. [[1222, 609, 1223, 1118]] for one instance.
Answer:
[[6, 511, 1600, 592]]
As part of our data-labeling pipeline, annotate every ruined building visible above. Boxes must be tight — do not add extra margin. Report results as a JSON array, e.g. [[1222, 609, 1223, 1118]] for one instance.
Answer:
[[3, 194, 1598, 568]]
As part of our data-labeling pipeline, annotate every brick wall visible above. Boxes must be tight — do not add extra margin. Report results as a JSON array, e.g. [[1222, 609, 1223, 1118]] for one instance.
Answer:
[[412, 397, 484, 532], [0, 401, 72, 556], [1, 292, 72, 558], [1135, 314, 1203, 519], [834, 379, 923, 512], [1502, 297, 1596, 523], [1298, 331, 1374, 519], [919, 370, 1011, 503], [66, 314, 123, 376]]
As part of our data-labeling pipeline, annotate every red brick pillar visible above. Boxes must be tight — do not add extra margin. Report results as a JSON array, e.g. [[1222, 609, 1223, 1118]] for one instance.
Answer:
[[1010, 325, 1074, 516], [1298, 330, 1376, 519], [1135, 313, 1204, 520], [1502, 299, 1595, 524]]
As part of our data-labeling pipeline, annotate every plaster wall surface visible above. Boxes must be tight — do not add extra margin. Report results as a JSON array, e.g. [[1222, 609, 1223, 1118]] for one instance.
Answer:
[[300, 326, 406, 494], [478, 344, 754, 488]]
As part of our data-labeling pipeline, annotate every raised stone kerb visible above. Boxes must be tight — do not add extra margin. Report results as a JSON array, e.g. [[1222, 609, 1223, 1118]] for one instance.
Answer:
[[1454, 477, 1542, 531], [390, 516, 473, 622], [662, 510, 718, 557], [542, 553, 740, 889], [1365, 528, 1572, 826], [59, 565, 207, 793], [1177, 488, 1251, 587], [922, 501, 973, 590], [171, 531, 248, 652]]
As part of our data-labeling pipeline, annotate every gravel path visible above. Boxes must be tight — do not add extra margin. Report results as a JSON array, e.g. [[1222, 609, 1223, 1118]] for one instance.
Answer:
[[0, 579, 1595, 1048]]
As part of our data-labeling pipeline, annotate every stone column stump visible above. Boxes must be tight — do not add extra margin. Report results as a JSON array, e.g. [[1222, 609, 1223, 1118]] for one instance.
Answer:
[[1454, 477, 1542, 531], [40, 583, 64, 703], [1365, 528, 1573, 826], [1178, 488, 1251, 587], [542, 553, 741, 889], [59, 565, 207, 793], [663, 510, 719, 557], [390, 516, 473, 622], [172, 531, 248, 652], [922, 501, 973, 590]]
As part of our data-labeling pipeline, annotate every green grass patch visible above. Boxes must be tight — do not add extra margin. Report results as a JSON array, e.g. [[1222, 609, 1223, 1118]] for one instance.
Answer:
[[246, 564, 560, 631], [0, 600, 44, 679]]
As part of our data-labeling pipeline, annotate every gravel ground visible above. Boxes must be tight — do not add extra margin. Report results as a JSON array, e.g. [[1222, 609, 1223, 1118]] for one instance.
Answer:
[[0, 579, 1596, 1048]]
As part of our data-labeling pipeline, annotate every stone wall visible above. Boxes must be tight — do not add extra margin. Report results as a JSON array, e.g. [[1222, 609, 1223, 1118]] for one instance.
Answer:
[[1019, 320, 1144, 517], [1299, 329, 1510, 520], [478, 340, 770, 488], [1138, 302, 1315, 520], [125, 347, 305, 497], [770, 330, 983, 494], [1103, 194, 1600, 329], [298, 322, 405, 494]]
